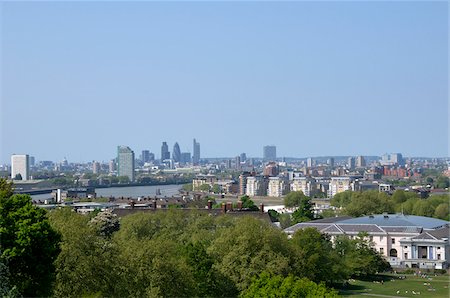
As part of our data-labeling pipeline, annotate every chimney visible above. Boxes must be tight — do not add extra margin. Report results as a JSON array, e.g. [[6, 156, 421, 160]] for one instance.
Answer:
[[259, 203, 264, 213], [226, 202, 233, 211], [152, 200, 157, 210], [221, 202, 227, 214], [237, 200, 243, 210], [207, 200, 213, 210]]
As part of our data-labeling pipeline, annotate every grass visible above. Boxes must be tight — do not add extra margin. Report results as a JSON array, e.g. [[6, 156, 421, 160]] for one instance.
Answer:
[[339, 274, 450, 297]]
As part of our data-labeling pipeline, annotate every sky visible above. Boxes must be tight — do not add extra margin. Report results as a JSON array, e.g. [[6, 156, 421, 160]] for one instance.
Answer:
[[1, 1, 448, 163]]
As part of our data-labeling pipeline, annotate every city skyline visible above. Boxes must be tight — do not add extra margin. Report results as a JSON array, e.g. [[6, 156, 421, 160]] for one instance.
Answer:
[[1, 1, 448, 163]]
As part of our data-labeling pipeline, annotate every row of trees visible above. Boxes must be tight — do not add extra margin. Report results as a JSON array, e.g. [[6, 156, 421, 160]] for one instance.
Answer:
[[331, 190, 449, 220]]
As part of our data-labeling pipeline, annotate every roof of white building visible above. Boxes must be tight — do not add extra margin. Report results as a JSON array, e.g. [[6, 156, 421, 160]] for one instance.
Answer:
[[338, 214, 448, 230]]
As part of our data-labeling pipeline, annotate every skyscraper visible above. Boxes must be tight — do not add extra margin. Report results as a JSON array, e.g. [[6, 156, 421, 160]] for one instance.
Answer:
[[173, 142, 181, 163], [356, 156, 366, 167], [348, 157, 355, 170], [92, 161, 101, 174], [193, 138, 200, 165], [161, 142, 170, 161], [263, 145, 276, 161], [141, 150, 151, 163], [306, 157, 313, 168], [11, 154, 30, 180], [117, 146, 135, 182]]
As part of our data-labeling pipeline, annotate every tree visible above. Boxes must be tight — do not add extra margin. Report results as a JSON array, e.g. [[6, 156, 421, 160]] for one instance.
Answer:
[[13, 173, 22, 180], [284, 191, 309, 208], [182, 183, 193, 192], [412, 200, 435, 217], [290, 227, 343, 284], [330, 190, 353, 208], [0, 194, 60, 297], [435, 176, 450, 189], [212, 184, 221, 194], [391, 190, 407, 204], [241, 272, 338, 298], [89, 210, 120, 238], [240, 195, 259, 211], [434, 203, 449, 220], [0, 178, 14, 199], [199, 184, 211, 192]]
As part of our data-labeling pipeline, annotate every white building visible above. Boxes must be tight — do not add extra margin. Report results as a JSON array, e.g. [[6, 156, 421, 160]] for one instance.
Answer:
[[285, 214, 450, 269], [246, 176, 266, 197], [267, 177, 288, 197], [291, 177, 315, 197], [11, 154, 30, 180], [328, 177, 354, 198]]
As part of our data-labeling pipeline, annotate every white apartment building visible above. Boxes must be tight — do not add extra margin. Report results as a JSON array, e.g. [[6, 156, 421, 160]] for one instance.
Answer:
[[285, 214, 450, 270], [11, 154, 30, 180], [291, 177, 315, 197], [267, 177, 288, 197], [328, 177, 355, 197], [246, 176, 266, 197]]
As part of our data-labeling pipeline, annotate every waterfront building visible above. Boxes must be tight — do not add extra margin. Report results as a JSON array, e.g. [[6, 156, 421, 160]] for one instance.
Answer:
[[173, 142, 181, 163], [117, 146, 135, 182], [291, 177, 315, 197], [161, 142, 170, 161], [193, 139, 200, 165], [246, 176, 267, 196], [11, 154, 30, 180], [141, 150, 151, 163], [263, 145, 276, 161], [285, 214, 450, 269], [267, 177, 289, 197], [109, 159, 116, 173]]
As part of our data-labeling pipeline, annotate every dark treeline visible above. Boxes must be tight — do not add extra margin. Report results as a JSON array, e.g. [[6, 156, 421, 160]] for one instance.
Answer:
[[0, 178, 392, 297]]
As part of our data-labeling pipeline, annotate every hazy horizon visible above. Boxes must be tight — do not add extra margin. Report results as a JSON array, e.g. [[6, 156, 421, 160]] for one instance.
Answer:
[[1, 1, 448, 163]]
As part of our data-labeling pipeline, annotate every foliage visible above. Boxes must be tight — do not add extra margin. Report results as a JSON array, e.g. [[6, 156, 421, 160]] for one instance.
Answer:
[[199, 184, 211, 192], [0, 194, 60, 297], [241, 272, 338, 298], [434, 175, 450, 189], [182, 183, 193, 191], [0, 178, 14, 199], [291, 228, 344, 284], [88, 210, 120, 237], [240, 195, 259, 211], [212, 184, 222, 194], [284, 191, 308, 208], [330, 190, 353, 208]]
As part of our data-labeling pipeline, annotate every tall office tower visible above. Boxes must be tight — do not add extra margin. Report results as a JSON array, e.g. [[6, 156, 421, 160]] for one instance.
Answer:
[[193, 138, 200, 165], [117, 146, 135, 182], [263, 145, 276, 161], [235, 156, 241, 170], [181, 152, 191, 164], [306, 157, 313, 168], [109, 159, 116, 173], [148, 153, 155, 161], [92, 161, 101, 174], [173, 142, 181, 163], [240, 153, 247, 162], [11, 154, 30, 180], [29, 156, 35, 167], [161, 142, 170, 161], [381, 153, 404, 166], [356, 156, 366, 167], [141, 150, 151, 163], [348, 157, 355, 170], [327, 158, 335, 168]]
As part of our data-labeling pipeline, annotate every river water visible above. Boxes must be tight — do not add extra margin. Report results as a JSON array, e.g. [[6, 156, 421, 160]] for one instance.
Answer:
[[31, 184, 182, 201]]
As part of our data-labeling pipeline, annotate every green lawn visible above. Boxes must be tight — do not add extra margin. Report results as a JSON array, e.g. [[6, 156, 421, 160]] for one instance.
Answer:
[[340, 274, 450, 297]]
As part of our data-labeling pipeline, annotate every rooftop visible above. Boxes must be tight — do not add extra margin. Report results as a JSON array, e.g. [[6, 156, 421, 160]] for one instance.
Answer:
[[338, 214, 449, 230]]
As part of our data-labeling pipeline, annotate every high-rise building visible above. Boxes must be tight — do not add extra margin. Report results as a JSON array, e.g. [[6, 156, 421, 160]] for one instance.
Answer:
[[181, 152, 191, 164], [11, 154, 30, 180], [381, 153, 404, 166], [161, 142, 170, 161], [92, 161, 101, 174], [29, 156, 35, 167], [327, 158, 335, 168], [263, 145, 276, 161], [356, 156, 366, 168], [348, 157, 355, 170], [173, 142, 181, 163], [141, 150, 151, 163], [240, 153, 247, 162], [109, 159, 116, 173], [193, 139, 200, 165], [117, 146, 135, 182], [306, 157, 313, 168], [235, 156, 241, 170], [263, 162, 279, 177]]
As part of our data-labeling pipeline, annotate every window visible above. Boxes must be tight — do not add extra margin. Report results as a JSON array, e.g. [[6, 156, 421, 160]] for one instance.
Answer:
[[437, 247, 441, 250], [380, 248, 384, 254], [437, 254, 441, 260], [380, 236, 384, 241], [404, 253, 408, 259], [404, 246, 408, 249], [390, 249, 398, 257], [391, 238, 395, 244]]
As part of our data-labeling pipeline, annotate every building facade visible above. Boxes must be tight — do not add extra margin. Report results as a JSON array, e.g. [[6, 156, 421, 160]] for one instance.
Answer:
[[11, 154, 30, 180], [193, 139, 200, 165], [117, 146, 135, 182], [263, 145, 277, 161]]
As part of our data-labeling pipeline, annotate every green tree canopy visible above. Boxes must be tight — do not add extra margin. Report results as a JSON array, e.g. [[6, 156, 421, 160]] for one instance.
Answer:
[[0, 194, 60, 297]]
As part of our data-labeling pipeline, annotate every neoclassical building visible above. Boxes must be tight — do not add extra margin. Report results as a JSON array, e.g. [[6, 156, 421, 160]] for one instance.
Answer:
[[285, 214, 449, 269]]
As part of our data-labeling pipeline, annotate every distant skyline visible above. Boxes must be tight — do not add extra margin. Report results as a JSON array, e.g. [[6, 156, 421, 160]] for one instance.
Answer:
[[1, 1, 448, 163]]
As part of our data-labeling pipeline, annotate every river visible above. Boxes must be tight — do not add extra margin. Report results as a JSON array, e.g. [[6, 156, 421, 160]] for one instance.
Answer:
[[31, 184, 182, 201]]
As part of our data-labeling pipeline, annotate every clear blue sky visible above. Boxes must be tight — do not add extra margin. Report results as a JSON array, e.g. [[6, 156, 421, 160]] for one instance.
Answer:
[[1, 1, 448, 163]]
